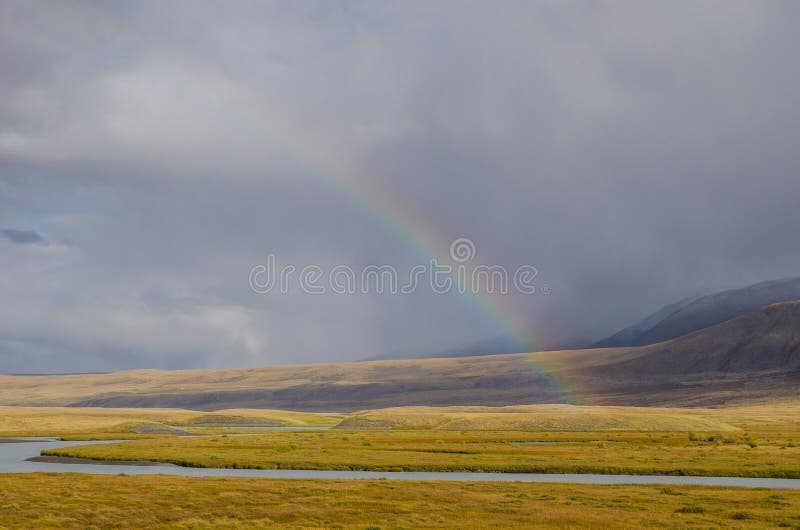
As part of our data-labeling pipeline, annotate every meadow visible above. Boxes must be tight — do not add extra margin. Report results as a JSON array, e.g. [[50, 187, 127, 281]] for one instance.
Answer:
[[0, 406, 340, 437], [35, 401, 800, 478], [0, 474, 798, 529], [2, 401, 800, 528], [44, 427, 800, 478]]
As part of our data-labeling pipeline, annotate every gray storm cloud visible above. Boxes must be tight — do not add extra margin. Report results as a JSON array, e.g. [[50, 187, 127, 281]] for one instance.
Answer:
[[1, 229, 46, 246], [0, 1, 799, 372]]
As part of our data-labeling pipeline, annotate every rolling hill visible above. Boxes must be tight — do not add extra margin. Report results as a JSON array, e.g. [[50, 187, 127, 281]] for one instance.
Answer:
[[594, 277, 800, 348], [544, 300, 800, 406], [592, 295, 700, 348], [607, 300, 800, 375], [1, 301, 798, 410]]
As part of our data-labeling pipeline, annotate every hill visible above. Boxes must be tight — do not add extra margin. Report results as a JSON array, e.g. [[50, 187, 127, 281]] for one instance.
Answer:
[[335, 404, 739, 432], [594, 277, 800, 347], [0, 355, 564, 411], [1, 301, 799, 410], [545, 301, 800, 406], [592, 295, 700, 348], [610, 300, 800, 374]]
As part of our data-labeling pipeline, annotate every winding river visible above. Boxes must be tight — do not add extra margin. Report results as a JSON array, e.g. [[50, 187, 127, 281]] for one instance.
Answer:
[[3, 437, 799, 489]]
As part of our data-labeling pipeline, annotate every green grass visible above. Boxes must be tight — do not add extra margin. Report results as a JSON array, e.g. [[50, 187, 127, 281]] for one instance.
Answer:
[[24, 402, 800, 478], [0, 474, 798, 529], [44, 427, 800, 478]]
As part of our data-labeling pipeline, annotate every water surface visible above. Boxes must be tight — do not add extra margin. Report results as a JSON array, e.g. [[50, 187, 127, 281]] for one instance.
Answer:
[[176, 426, 332, 431]]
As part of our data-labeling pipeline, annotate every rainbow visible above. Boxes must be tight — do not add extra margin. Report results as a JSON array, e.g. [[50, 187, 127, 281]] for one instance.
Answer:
[[261, 120, 574, 403]]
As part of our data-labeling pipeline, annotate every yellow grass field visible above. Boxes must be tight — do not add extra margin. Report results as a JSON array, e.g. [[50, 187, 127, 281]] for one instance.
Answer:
[[4, 400, 799, 436], [0, 474, 798, 529], [44, 426, 800, 478], [1, 401, 799, 528], [30, 401, 800, 478], [0, 406, 340, 437], [337, 403, 742, 431]]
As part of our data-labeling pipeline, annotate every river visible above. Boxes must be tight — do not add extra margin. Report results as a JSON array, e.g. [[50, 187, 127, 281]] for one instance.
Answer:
[[3, 437, 799, 489]]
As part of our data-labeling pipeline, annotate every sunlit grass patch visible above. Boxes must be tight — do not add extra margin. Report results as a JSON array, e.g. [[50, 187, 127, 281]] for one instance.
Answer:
[[0, 474, 798, 529], [44, 425, 800, 478]]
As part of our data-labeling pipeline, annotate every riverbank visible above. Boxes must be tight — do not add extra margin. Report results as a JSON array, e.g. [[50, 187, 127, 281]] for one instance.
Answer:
[[26, 455, 172, 466]]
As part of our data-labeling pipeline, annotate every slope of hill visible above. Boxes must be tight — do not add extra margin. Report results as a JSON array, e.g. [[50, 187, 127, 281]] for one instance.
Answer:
[[594, 277, 800, 347], [613, 300, 800, 375], [335, 404, 739, 432], [1, 301, 799, 410], [0, 355, 564, 411], [544, 301, 800, 406], [592, 295, 700, 348]]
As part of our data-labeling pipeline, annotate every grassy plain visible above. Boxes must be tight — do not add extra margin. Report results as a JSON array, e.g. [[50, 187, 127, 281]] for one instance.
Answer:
[[3, 401, 790, 478], [336, 403, 742, 431], [0, 406, 340, 437], [0, 474, 798, 529], [6, 401, 797, 436], [45, 427, 800, 478], [3, 402, 800, 528]]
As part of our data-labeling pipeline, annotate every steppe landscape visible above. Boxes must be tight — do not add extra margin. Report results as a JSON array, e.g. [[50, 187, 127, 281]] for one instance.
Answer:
[[2, 1, 799, 528]]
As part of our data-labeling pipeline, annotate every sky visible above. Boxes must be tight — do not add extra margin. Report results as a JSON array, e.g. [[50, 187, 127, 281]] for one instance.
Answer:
[[1, 1, 799, 373]]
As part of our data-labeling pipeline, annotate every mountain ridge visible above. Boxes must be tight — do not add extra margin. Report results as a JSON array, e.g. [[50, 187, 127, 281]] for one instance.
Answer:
[[594, 276, 800, 348]]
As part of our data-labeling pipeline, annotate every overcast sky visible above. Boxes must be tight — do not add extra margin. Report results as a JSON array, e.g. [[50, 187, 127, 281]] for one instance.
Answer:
[[1, 1, 799, 373]]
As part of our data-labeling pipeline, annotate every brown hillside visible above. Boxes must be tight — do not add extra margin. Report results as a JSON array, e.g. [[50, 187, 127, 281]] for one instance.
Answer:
[[611, 300, 800, 375], [1, 302, 798, 410]]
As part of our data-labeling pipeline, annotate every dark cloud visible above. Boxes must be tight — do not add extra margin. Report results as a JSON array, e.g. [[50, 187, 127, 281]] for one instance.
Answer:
[[0, 1, 798, 372], [1, 229, 47, 246]]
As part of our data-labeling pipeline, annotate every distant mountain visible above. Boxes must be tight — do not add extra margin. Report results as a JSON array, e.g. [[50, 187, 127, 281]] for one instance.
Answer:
[[592, 295, 700, 348], [594, 277, 800, 348], [547, 300, 800, 406], [422, 337, 536, 359], [605, 300, 800, 375]]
